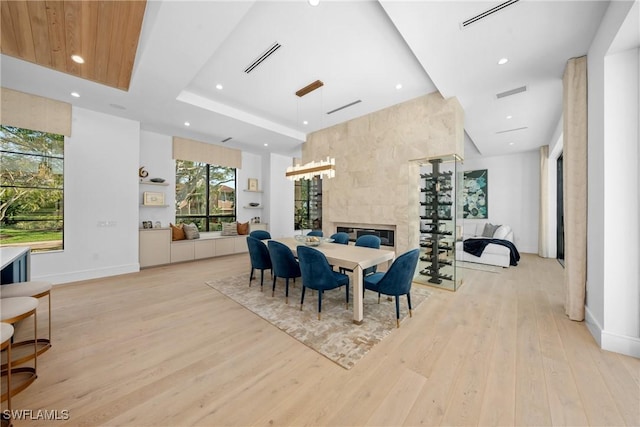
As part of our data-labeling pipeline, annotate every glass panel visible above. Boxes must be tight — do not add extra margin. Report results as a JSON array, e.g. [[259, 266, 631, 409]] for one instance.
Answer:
[[0, 125, 64, 156], [175, 160, 207, 216], [208, 165, 236, 216]]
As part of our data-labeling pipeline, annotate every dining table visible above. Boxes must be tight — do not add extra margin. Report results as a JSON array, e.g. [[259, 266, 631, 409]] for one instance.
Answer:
[[270, 237, 396, 324]]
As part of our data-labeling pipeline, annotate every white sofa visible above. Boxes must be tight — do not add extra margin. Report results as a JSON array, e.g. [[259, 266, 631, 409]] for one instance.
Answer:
[[455, 223, 515, 268]]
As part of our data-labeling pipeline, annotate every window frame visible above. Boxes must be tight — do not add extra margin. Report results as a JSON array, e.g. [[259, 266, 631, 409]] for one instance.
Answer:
[[175, 160, 237, 231], [0, 125, 65, 252]]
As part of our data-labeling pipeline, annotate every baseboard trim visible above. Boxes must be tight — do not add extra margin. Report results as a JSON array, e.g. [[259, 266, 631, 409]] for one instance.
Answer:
[[584, 305, 603, 347], [601, 331, 640, 358], [585, 305, 640, 358], [33, 263, 140, 285]]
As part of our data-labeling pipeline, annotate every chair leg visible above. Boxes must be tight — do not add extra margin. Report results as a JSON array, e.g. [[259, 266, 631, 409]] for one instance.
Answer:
[[300, 286, 306, 311], [260, 269, 265, 290], [395, 296, 401, 328], [377, 292, 381, 304], [249, 268, 254, 286], [407, 292, 413, 318], [318, 290, 323, 320], [285, 278, 290, 304], [272, 276, 277, 297]]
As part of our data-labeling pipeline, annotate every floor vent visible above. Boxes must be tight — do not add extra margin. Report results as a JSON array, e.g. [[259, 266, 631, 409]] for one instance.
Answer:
[[496, 85, 527, 99], [461, 0, 520, 28], [244, 42, 281, 74], [327, 99, 362, 115]]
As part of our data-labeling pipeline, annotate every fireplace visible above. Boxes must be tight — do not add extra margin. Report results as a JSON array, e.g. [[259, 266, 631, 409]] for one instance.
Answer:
[[336, 226, 395, 247]]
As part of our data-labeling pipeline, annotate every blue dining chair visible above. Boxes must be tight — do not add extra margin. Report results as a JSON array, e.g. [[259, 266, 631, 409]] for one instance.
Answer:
[[364, 248, 420, 328], [329, 232, 350, 245], [268, 240, 301, 303], [246, 236, 272, 290], [297, 245, 350, 320], [340, 234, 382, 276], [249, 230, 271, 240], [307, 230, 323, 237]]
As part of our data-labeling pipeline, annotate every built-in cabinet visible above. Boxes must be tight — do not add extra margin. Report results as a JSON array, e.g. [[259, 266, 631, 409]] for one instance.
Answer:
[[414, 155, 463, 291]]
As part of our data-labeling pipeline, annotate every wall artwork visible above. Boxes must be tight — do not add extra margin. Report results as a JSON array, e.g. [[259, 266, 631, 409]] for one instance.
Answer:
[[463, 169, 488, 219]]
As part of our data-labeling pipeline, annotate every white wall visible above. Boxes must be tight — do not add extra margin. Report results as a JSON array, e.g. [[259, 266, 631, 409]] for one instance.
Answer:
[[586, 0, 639, 357], [139, 130, 174, 228], [267, 153, 295, 238], [461, 150, 539, 254], [237, 152, 264, 224], [32, 107, 140, 283], [603, 47, 639, 341]]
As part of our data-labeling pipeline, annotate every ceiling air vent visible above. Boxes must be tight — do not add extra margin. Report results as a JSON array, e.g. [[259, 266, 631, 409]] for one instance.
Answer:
[[496, 126, 528, 134], [244, 42, 281, 74], [327, 99, 362, 115], [461, 0, 520, 28], [221, 137, 232, 143], [496, 85, 527, 99]]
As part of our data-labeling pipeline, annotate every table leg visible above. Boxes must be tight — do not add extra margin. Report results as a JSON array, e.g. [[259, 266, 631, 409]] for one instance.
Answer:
[[352, 265, 364, 324]]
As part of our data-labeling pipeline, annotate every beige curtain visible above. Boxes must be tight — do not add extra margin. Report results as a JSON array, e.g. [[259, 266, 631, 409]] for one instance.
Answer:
[[538, 145, 549, 257], [1, 87, 72, 136], [173, 136, 242, 169], [562, 56, 588, 321]]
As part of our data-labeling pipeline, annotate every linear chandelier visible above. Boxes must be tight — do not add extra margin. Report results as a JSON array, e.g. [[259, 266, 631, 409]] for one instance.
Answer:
[[286, 157, 335, 181]]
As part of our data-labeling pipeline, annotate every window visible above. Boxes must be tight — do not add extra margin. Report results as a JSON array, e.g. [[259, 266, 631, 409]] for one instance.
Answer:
[[175, 160, 236, 231], [294, 176, 322, 230], [0, 125, 64, 252]]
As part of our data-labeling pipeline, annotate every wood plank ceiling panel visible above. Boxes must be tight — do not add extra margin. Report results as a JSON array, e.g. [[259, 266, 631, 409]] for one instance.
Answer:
[[0, 0, 147, 91]]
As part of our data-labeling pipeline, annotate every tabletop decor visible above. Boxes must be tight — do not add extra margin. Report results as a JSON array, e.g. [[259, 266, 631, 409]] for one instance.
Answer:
[[205, 274, 431, 369]]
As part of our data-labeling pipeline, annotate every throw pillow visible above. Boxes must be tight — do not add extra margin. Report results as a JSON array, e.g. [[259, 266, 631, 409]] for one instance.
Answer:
[[482, 223, 500, 238], [237, 221, 249, 235], [493, 225, 512, 240], [183, 223, 200, 240], [221, 222, 238, 236], [170, 223, 186, 241]]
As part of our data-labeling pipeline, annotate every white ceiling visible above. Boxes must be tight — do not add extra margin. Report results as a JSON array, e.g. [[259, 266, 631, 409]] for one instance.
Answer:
[[1, 0, 615, 160]]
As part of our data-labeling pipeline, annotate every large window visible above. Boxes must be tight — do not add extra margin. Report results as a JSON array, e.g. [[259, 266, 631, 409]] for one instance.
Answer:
[[175, 160, 236, 231], [0, 125, 64, 252]]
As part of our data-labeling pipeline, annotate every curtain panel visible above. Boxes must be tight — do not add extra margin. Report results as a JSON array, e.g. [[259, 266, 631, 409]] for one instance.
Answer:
[[538, 145, 549, 258], [562, 56, 588, 321]]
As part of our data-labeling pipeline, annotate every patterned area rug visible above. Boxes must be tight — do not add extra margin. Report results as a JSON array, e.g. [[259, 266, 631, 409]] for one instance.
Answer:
[[205, 274, 431, 369]]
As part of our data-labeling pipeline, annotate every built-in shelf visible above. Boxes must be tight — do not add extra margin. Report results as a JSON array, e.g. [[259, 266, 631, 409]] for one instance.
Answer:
[[243, 189, 263, 193], [139, 180, 169, 186], [140, 204, 170, 208], [243, 206, 262, 209]]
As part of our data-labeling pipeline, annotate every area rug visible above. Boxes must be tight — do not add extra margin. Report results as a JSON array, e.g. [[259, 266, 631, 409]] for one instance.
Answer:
[[205, 274, 431, 369], [457, 261, 503, 273]]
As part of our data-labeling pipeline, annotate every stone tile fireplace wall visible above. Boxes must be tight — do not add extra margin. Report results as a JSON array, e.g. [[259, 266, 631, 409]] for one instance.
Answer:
[[303, 92, 464, 254]]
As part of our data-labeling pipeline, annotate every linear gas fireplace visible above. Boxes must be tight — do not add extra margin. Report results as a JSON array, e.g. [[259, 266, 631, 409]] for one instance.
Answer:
[[336, 226, 395, 247]]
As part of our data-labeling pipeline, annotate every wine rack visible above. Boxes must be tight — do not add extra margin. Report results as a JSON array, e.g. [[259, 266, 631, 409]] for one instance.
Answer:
[[414, 155, 463, 291]]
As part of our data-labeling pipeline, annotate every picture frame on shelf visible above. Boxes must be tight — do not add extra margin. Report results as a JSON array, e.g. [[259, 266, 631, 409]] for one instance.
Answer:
[[142, 221, 152, 229], [248, 178, 259, 191], [143, 191, 165, 206]]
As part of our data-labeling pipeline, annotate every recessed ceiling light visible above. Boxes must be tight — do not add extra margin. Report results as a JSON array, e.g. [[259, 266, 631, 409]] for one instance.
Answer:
[[395, 83, 403, 90], [71, 55, 84, 64], [506, 115, 513, 119], [498, 58, 509, 65], [70, 92, 80, 98], [264, 143, 268, 147], [215, 84, 223, 90], [303, 120, 308, 125], [509, 142, 515, 146], [184, 122, 190, 127], [308, 0, 320, 6]]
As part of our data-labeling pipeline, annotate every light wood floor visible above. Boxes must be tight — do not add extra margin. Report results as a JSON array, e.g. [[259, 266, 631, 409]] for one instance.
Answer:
[[4, 253, 639, 426]]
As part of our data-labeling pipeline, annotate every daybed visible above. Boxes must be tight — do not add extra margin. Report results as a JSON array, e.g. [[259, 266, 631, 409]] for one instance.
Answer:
[[455, 223, 520, 268]]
